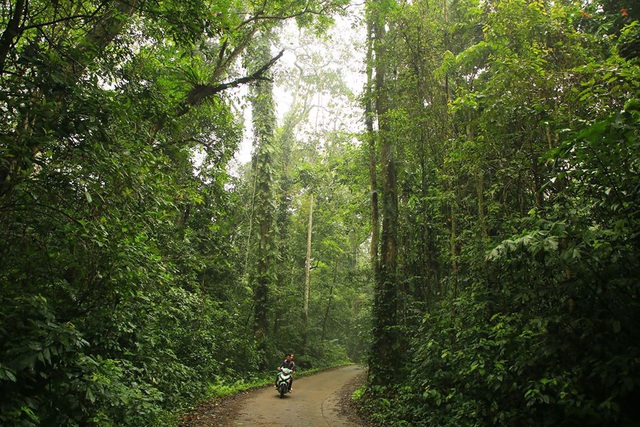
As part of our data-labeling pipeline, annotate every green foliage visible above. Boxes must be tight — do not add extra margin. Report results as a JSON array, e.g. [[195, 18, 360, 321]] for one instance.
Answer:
[[617, 21, 640, 61], [401, 188, 640, 425], [359, 0, 640, 425]]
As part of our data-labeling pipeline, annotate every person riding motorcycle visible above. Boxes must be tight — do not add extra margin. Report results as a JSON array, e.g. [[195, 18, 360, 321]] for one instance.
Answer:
[[276, 353, 296, 392]]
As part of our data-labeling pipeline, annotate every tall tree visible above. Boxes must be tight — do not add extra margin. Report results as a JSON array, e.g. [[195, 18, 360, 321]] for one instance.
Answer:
[[247, 30, 279, 368], [366, 0, 400, 387]]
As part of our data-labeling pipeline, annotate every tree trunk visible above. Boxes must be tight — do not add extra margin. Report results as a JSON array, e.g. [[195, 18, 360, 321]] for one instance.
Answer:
[[302, 194, 314, 353], [368, 0, 399, 387], [365, 15, 380, 278], [321, 262, 339, 342], [248, 31, 277, 369]]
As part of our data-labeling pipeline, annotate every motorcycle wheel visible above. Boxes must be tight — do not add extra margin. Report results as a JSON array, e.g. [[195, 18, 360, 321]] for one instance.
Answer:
[[279, 383, 287, 398]]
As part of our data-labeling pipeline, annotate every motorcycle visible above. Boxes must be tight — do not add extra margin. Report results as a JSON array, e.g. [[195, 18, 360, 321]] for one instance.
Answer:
[[276, 367, 293, 398]]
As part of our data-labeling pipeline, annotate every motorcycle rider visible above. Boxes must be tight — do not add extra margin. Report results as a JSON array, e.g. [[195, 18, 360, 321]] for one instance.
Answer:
[[276, 353, 296, 392]]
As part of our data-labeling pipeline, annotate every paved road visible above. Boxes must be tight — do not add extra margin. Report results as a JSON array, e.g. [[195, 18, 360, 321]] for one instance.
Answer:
[[225, 365, 365, 426]]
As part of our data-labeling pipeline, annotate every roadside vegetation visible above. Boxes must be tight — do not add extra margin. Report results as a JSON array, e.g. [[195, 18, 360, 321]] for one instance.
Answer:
[[362, 0, 640, 425]]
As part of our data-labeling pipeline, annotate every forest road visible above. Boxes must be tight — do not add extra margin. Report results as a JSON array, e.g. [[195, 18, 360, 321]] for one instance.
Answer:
[[222, 365, 366, 427]]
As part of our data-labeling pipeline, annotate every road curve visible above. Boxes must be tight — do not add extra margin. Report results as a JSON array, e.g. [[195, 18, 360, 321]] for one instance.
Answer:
[[225, 365, 365, 427]]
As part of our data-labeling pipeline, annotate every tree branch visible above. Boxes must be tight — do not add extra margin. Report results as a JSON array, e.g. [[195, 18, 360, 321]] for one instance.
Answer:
[[0, 0, 26, 74], [176, 49, 284, 117], [67, 0, 139, 78]]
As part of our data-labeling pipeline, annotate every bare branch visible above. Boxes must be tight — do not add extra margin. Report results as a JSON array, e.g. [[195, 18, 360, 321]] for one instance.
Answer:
[[177, 49, 285, 117], [210, 27, 259, 84]]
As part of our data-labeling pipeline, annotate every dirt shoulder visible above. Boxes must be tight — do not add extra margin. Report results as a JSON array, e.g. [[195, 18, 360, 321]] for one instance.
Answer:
[[335, 367, 375, 426]]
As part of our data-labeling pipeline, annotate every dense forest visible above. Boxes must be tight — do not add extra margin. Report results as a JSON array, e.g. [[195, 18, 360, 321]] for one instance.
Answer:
[[1, 0, 638, 426]]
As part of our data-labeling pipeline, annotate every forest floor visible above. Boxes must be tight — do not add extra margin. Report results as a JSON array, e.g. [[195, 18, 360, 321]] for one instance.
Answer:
[[180, 365, 376, 426]]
